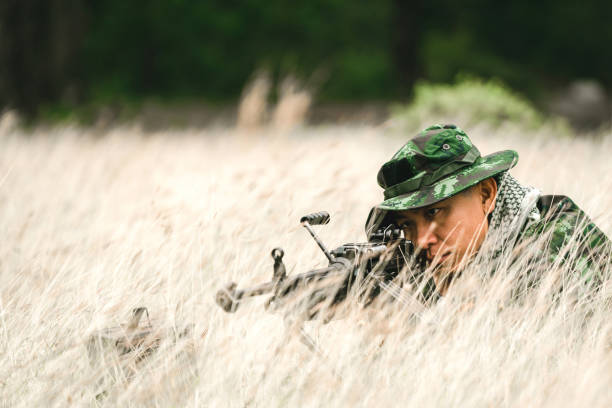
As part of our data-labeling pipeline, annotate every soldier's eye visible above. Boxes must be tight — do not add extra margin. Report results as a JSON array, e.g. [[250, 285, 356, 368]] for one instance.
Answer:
[[397, 220, 413, 231], [398, 223, 413, 239], [425, 208, 441, 218]]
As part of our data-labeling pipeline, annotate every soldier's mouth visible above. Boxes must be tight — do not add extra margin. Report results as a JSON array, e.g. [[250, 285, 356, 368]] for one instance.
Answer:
[[428, 251, 452, 264]]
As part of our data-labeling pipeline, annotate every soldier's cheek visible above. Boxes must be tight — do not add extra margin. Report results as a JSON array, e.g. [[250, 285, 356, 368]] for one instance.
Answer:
[[435, 223, 456, 245]]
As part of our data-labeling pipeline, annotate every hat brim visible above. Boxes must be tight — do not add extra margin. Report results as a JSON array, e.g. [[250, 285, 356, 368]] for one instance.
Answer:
[[365, 150, 518, 237], [378, 149, 517, 211]]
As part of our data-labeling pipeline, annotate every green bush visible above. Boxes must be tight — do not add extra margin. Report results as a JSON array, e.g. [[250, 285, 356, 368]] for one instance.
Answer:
[[392, 77, 548, 131]]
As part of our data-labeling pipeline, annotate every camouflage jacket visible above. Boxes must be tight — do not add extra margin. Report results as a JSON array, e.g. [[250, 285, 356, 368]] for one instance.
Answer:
[[514, 194, 610, 286]]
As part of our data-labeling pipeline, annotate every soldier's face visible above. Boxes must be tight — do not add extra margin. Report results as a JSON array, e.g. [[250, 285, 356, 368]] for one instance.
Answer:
[[394, 178, 497, 294]]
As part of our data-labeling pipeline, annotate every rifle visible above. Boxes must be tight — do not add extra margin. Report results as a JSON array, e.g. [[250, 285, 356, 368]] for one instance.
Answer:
[[215, 211, 428, 321]]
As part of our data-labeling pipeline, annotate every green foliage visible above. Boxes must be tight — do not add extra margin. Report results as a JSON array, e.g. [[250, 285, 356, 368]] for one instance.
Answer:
[[78, 0, 395, 104], [419, 31, 536, 96], [392, 77, 549, 131], [4, 0, 612, 118]]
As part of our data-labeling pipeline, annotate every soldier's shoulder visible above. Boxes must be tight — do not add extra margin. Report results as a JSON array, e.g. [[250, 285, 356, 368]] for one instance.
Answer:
[[520, 194, 610, 257]]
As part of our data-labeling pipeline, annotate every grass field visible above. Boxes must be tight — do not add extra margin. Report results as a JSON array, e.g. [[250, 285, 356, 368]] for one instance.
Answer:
[[1, 119, 611, 407]]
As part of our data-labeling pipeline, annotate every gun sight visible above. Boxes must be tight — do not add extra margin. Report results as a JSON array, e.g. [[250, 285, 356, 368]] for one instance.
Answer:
[[300, 211, 334, 263], [300, 211, 330, 226]]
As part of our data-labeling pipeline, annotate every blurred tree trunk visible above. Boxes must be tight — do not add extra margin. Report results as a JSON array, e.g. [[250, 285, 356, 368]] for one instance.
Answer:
[[0, 0, 86, 118], [392, 0, 422, 97]]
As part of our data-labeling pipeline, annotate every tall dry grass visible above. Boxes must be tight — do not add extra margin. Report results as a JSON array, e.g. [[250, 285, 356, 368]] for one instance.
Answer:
[[237, 71, 312, 135], [0, 120, 611, 407]]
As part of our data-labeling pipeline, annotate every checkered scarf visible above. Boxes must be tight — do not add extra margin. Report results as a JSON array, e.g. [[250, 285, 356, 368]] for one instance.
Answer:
[[478, 172, 541, 265]]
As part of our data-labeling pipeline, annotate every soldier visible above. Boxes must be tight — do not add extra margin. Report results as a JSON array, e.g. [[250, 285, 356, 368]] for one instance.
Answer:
[[365, 124, 611, 296]]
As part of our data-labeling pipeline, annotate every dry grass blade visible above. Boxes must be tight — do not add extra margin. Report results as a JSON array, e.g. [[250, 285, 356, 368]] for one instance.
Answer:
[[0, 122, 610, 407]]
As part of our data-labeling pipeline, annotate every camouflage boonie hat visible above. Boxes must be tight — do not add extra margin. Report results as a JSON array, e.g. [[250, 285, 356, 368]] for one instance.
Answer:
[[365, 124, 518, 237]]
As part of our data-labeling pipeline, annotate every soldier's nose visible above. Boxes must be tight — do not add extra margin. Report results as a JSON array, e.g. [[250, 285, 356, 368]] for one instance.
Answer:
[[416, 223, 438, 250]]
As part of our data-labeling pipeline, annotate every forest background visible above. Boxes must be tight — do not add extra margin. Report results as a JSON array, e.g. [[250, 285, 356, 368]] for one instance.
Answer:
[[2, 0, 612, 127]]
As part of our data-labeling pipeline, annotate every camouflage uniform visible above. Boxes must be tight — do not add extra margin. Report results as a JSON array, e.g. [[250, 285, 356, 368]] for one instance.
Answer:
[[517, 194, 610, 286], [365, 124, 610, 289]]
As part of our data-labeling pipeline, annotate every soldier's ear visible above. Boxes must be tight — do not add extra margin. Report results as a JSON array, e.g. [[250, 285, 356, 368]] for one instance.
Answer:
[[479, 177, 498, 214]]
